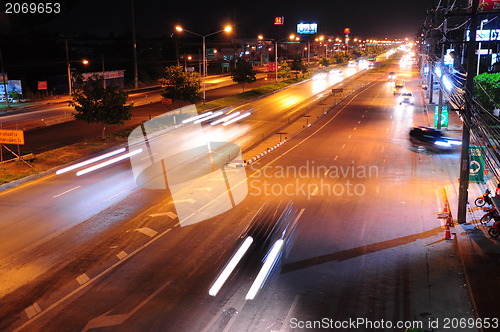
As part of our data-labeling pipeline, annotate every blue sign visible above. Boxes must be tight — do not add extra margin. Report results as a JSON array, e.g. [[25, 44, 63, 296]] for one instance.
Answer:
[[297, 23, 317, 35]]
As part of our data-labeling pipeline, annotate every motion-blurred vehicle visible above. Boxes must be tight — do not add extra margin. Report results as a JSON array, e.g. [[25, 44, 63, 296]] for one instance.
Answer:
[[388, 72, 396, 81], [209, 201, 301, 300], [398, 91, 414, 105], [409, 126, 461, 152]]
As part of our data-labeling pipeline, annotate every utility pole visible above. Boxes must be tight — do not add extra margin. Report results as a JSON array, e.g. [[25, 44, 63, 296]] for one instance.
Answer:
[[0, 48, 10, 108], [458, 0, 480, 223], [65, 39, 72, 95], [130, 0, 139, 90]]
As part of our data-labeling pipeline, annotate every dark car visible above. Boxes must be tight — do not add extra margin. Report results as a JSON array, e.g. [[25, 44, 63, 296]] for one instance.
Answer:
[[409, 126, 461, 152]]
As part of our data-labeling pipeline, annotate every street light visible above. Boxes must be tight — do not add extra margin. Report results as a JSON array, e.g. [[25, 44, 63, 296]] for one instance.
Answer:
[[175, 25, 232, 101]]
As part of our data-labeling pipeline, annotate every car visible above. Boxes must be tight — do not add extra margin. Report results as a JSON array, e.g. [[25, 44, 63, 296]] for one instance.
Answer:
[[388, 72, 396, 81], [398, 91, 414, 105], [393, 79, 405, 94], [409, 126, 462, 152]]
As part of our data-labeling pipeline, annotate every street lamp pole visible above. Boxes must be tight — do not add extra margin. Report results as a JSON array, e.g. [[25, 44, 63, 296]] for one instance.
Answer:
[[175, 26, 231, 101]]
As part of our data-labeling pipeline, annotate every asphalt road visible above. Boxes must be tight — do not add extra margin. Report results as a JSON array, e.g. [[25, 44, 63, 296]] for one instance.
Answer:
[[0, 59, 476, 331]]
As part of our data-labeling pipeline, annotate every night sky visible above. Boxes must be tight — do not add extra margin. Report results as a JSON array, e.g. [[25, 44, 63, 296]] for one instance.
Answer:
[[1, 0, 440, 39]]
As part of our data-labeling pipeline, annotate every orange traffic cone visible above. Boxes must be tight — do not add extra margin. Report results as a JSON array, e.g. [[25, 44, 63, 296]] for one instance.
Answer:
[[443, 200, 449, 214], [444, 215, 452, 240]]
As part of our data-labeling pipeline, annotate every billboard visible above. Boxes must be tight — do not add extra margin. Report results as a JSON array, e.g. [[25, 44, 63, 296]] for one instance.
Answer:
[[274, 17, 284, 25], [477, 0, 500, 11], [297, 23, 317, 35]]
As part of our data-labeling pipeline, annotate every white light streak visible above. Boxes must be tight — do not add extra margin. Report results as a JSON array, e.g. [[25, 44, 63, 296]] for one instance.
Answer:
[[246, 239, 283, 300], [221, 112, 251, 126], [210, 112, 240, 126], [193, 111, 224, 124], [181, 111, 213, 124], [56, 148, 126, 175], [209, 236, 254, 296], [76, 149, 143, 176]]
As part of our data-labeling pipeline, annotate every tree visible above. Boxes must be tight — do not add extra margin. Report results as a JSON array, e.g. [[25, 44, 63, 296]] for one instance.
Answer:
[[291, 57, 308, 77], [474, 73, 500, 111], [231, 59, 257, 92], [70, 74, 133, 139], [318, 57, 330, 68], [159, 65, 202, 104], [277, 61, 292, 80]]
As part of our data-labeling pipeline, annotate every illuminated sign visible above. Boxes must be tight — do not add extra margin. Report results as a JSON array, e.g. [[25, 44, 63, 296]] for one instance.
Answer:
[[466, 29, 500, 41], [297, 23, 317, 35], [344, 28, 350, 34], [477, 0, 500, 11], [274, 17, 284, 25]]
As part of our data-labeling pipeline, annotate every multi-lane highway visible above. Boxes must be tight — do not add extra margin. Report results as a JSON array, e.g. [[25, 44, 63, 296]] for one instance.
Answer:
[[0, 58, 475, 331]]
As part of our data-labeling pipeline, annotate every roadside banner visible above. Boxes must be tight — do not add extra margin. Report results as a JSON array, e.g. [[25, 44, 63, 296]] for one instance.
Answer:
[[469, 146, 485, 183]]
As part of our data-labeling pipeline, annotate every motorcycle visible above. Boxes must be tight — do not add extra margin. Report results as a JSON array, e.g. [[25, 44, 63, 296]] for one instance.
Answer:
[[479, 208, 500, 238], [475, 188, 492, 207], [480, 207, 500, 225], [488, 220, 500, 238]]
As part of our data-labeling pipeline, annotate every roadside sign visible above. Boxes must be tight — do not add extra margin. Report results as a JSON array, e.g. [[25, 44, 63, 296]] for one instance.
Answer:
[[0, 129, 25, 145], [267, 62, 277, 71], [38, 81, 48, 90], [469, 146, 485, 183], [434, 105, 449, 127]]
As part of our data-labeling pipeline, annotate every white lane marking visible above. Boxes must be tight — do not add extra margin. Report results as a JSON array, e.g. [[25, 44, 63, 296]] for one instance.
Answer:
[[24, 303, 42, 320], [149, 211, 177, 219], [194, 187, 213, 192], [358, 120, 361, 124], [311, 186, 319, 196], [116, 251, 128, 260], [386, 128, 390, 133], [347, 134, 352, 139], [13, 228, 174, 331], [103, 189, 128, 203], [341, 144, 346, 149], [52, 186, 81, 198], [334, 155, 338, 161], [175, 198, 196, 204], [135, 227, 158, 238], [76, 273, 90, 285], [280, 295, 300, 332], [353, 127, 357, 131]]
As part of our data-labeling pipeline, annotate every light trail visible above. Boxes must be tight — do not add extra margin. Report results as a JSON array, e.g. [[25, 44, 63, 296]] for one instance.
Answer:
[[76, 149, 143, 176], [246, 239, 283, 300], [209, 236, 254, 296], [210, 112, 240, 126], [221, 112, 251, 126], [56, 148, 127, 175]]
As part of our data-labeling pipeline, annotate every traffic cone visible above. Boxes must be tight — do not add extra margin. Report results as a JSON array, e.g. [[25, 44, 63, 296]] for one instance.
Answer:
[[444, 215, 452, 240], [443, 200, 449, 214]]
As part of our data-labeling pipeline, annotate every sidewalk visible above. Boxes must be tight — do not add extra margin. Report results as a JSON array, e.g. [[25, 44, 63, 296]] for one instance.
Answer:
[[425, 98, 500, 327]]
